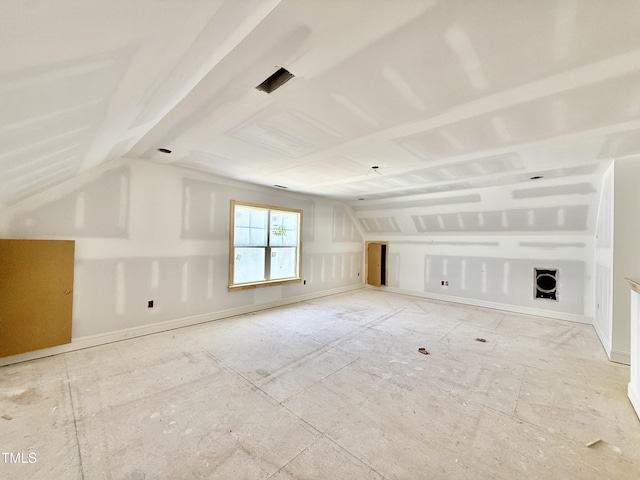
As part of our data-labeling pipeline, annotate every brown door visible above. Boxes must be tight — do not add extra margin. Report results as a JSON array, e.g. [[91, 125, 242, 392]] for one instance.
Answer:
[[367, 243, 382, 287], [0, 239, 75, 358]]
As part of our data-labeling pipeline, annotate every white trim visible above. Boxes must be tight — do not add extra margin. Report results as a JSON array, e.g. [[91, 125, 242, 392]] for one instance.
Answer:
[[611, 350, 631, 365], [229, 200, 303, 289], [0, 284, 363, 366], [629, 383, 640, 421], [376, 286, 592, 324]]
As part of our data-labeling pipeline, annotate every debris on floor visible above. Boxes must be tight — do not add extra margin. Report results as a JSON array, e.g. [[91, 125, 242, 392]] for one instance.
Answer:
[[418, 347, 429, 355], [583, 438, 622, 454], [1, 414, 12, 421], [475, 338, 487, 343]]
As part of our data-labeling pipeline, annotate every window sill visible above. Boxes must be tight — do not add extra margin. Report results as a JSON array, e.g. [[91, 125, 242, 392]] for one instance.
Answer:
[[228, 277, 302, 291]]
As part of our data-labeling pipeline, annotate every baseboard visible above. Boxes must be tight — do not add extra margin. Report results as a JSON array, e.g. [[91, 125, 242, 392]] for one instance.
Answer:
[[0, 283, 364, 367], [377, 286, 592, 324], [592, 318, 613, 361], [611, 349, 631, 365], [629, 383, 640, 421]]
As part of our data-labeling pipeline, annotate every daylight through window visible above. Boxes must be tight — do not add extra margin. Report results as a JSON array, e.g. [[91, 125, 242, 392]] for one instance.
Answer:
[[229, 201, 302, 288]]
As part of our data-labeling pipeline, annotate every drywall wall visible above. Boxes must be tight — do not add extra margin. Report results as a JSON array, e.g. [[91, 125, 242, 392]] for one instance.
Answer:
[[611, 156, 640, 364], [0, 158, 363, 362], [594, 163, 614, 358], [349, 169, 604, 323]]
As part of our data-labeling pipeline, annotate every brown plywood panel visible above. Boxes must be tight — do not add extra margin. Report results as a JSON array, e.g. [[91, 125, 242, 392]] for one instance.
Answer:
[[0, 239, 74, 357]]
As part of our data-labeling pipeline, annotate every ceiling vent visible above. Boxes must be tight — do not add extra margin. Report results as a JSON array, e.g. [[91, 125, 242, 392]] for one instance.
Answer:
[[256, 67, 294, 94]]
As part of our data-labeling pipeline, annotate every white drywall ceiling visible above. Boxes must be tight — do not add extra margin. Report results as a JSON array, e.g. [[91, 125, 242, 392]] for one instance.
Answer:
[[2, 0, 640, 206]]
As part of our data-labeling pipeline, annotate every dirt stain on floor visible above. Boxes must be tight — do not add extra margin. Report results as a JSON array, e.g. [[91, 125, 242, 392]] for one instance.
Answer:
[[8, 388, 40, 405]]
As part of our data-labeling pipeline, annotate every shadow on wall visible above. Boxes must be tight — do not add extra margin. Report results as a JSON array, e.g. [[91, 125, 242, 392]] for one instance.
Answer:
[[424, 255, 586, 315], [388, 252, 401, 288], [11, 167, 130, 238]]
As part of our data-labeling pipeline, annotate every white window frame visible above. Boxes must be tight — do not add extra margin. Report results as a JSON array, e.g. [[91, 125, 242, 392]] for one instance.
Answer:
[[229, 200, 303, 289]]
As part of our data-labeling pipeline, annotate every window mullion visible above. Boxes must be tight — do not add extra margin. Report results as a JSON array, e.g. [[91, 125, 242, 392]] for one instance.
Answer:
[[266, 209, 272, 280], [265, 246, 271, 280]]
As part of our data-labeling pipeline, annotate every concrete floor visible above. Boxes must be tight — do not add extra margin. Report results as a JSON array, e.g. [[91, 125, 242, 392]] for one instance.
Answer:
[[1, 289, 639, 479]]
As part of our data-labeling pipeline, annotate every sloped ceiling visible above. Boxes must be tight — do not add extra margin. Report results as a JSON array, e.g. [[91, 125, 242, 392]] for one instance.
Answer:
[[2, 0, 640, 208]]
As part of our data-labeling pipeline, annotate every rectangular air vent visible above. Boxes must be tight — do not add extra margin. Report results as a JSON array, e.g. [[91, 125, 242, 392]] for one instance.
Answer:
[[534, 268, 558, 301], [256, 67, 294, 94]]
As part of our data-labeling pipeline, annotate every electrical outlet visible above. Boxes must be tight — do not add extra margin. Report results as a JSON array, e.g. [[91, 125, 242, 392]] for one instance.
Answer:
[[148, 300, 154, 308]]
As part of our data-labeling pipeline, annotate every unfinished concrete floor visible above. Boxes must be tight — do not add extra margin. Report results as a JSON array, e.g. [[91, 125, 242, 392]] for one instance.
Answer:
[[1, 289, 639, 479]]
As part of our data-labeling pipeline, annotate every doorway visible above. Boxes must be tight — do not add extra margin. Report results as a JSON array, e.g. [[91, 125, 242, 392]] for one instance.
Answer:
[[366, 241, 388, 287]]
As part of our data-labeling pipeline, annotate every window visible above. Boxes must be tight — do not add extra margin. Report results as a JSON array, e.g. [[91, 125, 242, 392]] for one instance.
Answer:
[[229, 200, 302, 288]]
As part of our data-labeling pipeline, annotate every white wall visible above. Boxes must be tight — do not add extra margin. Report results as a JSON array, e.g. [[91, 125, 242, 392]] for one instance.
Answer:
[[593, 163, 614, 357], [0, 158, 363, 362], [611, 156, 640, 364], [628, 287, 640, 419], [350, 171, 603, 323]]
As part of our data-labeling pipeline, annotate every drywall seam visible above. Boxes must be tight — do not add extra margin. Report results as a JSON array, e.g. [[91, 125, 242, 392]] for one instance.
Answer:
[[0, 283, 363, 367], [593, 317, 613, 361], [378, 285, 592, 324], [610, 350, 631, 366]]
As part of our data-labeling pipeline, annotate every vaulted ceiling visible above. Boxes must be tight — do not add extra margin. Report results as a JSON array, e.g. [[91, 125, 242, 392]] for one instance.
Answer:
[[2, 0, 640, 207]]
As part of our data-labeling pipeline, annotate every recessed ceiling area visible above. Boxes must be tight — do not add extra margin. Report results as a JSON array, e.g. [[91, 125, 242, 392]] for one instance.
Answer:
[[2, 0, 640, 206]]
